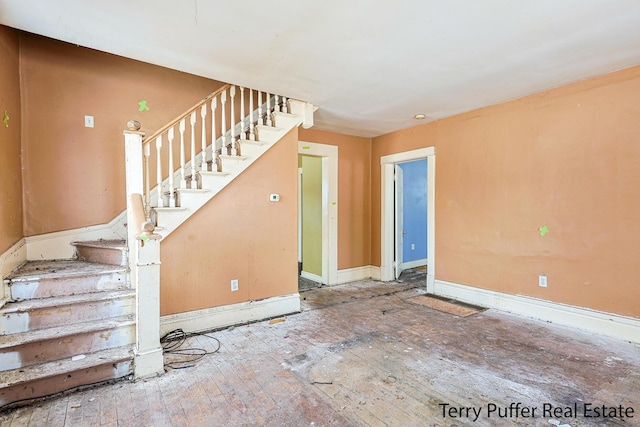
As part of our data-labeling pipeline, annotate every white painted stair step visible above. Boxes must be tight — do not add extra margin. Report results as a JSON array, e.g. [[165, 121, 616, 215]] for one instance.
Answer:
[[0, 289, 135, 334], [6, 260, 129, 301], [0, 345, 133, 408], [0, 314, 136, 371]]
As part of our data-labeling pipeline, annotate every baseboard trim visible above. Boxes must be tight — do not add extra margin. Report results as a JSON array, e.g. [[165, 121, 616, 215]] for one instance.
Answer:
[[159, 293, 301, 336], [337, 265, 381, 284], [25, 212, 127, 260], [433, 279, 640, 343], [1, 238, 27, 279], [301, 271, 323, 284], [401, 258, 427, 270]]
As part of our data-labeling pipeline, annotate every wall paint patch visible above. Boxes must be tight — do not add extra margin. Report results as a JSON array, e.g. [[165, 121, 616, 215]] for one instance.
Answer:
[[538, 226, 550, 236], [3, 110, 8, 127], [138, 100, 150, 112]]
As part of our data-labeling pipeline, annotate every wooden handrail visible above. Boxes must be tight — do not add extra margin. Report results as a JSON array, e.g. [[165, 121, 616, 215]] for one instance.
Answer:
[[143, 83, 232, 144]]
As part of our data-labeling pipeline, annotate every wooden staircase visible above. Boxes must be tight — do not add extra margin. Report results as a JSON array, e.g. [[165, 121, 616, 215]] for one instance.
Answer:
[[0, 240, 135, 409], [0, 85, 315, 410]]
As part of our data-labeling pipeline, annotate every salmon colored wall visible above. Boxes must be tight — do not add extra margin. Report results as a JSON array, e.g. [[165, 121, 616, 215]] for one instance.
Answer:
[[160, 128, 299, 315], [373, 66, 640, 318], [19, 33, 224, 236], [298, 128, 372, 269], [0, 26, 23, 253]]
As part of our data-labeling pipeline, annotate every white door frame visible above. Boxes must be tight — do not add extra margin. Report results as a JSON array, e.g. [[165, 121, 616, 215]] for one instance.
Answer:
[[381, 147, 435, 292], [298, 141, 338, 285]]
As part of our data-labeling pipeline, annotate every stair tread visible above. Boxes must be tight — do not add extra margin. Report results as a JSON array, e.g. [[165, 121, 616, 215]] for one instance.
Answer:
[[0, 345, 134, 388], [199, 171, 230, 176], [272, 111, 297, 119], [0, 289, 135, 314], [70, 239, 126, 250], [255, 124, 282, 132], [5, 260, 127, 282], [154, 207, 187, 212], [176, 188, 209, 193], [220, 155, 248, 160], [0, 314, 135, 347]]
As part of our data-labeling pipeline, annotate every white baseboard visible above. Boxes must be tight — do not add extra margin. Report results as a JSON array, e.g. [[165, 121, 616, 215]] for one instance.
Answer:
[[25, 211, 127, 260], [1, 239, 27, 304], [401, 258, 427, 270], [159, 293, 301, 336], [301, 270, 323, 284], [337, 265, 381, 284], [1, 238, 27, 279], [433, 279, 640, 344]]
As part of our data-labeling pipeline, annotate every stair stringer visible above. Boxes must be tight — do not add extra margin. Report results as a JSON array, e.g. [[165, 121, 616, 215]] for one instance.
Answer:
[[153, 111, 303, 239]]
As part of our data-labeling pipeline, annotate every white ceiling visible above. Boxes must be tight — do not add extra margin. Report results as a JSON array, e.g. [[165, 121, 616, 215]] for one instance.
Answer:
[[2, 1, 640, 137]]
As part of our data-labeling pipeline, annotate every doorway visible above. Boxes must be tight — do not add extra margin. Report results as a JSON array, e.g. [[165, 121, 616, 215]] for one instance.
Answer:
[[381, 147, 435, 292], [394, 159, 428, 279], [298, 141, 338, 288]]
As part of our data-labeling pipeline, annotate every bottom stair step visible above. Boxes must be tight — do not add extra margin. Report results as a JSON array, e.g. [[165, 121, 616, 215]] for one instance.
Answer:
[[0, 345, 133, 409]]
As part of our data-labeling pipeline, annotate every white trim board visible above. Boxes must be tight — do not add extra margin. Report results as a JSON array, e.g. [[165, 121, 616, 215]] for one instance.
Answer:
[[25, 211, 127, 260], [434, 279, 640, 344], [160, 293, 300, 336], [401, 258, 427, 271], [1, 238, 26, 279], [336, 266, 380, 284], [301, 270, 323, 284]]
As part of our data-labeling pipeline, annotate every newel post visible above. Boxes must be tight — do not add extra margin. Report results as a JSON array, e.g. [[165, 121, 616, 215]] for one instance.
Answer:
[[124, 120, 164, 378]]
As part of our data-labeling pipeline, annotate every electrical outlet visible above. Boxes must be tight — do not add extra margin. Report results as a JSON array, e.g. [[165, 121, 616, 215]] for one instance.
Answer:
[[231, 279, 239, 292], [538, 275, 547, 288], [84, 115, 94, 128]]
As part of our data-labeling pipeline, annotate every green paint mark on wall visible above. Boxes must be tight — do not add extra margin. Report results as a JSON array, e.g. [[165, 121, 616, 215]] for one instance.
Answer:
[[538, 225, 550, 236]]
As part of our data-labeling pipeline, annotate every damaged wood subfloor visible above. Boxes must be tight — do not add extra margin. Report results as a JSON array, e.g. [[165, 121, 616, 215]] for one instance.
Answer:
[[2, 276, 639, 426]]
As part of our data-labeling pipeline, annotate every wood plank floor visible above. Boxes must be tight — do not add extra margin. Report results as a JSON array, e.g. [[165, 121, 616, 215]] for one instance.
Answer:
[[2, 273, 638, 426]]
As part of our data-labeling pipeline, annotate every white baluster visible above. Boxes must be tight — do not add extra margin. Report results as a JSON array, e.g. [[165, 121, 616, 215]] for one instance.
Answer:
[[190, 111, 196, 188], [167, 128, 176, 207], [221, 89, 227, 156], [266, 92, 272, 126], [240, 86, 246, 140], [155, 136, 163, 208], [257, 90, 263, 126], [230, 86, 237, 156], [249, 88, 255, 141], [200, 104, 207, 172], [274, 94, 280, 113], [144, 142, 150, 216], [179, 119, 187, 189], [211, 97, 218, 170], [282, 96, 288, 113]]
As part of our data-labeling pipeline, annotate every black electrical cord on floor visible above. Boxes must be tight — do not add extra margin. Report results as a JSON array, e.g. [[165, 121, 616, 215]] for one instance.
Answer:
[[160, 328, 221, 370]]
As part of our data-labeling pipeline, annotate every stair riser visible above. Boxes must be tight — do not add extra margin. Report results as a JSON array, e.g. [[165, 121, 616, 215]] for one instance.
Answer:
[[0, 359, 132, 409], [9, 271, 129, 301], [0, 323, 135, 371], [0, 296, 135, 335], [76, 246, 127, 266]]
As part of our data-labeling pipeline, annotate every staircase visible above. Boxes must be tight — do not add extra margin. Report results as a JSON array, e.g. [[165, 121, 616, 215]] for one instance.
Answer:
[[0, 240, 134, 409], [0, 85, 314, 409]]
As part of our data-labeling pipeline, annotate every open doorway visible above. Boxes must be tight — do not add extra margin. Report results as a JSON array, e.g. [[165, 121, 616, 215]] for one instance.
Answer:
[[394, 159, 428, 279], [381, 147, 435, 292], [297, 142, 338, 291]]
